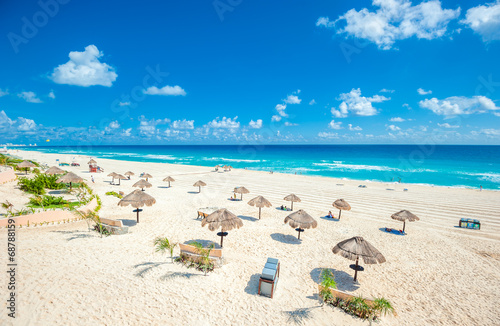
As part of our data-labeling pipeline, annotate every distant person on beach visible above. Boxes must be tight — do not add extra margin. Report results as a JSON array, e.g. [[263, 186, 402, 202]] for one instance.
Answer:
[[480, 185, 482, 191], [91, 175, 94, 183], [327, 211, 333, 218]]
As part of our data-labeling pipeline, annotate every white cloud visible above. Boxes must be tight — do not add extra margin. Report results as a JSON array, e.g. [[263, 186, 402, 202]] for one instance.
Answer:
[[387, 124, 401, 131], [171, 119, 194, 130], [438, 122, 459, 128], [18, 91, 42, 103], [419, 96, 500, 117], [348, 124, 363, 131], [17, 118, 36, 131], [249, 119, 263, 129], [284, 122, 298, 126], [380, 88, 395, 93], [0, 110, 13, 126], [108, 121, 120, 129], [328, 120, 343, 129], [271, 115, 282, 122], [417, 88, 432, 95], [0, 89, 9, 97], [309, 99, 316, 105], [143, 85, 186, 96], [138, 116, 170, 137], [122, 128, 132, 137], [390, 117, 405, 122], [321, 0, 460, 50], [50, 45, 117, 87], [283, 94, 301, 104], [318, 131, 339, 139], [480, 128, 500, 136], [403, 103, 412, 110], [208, 116, 240, 129], [48, 91, 55, 99], [336, 88, 389, 117], [272, 103, 288, 122], [461, 1, 500, 42]]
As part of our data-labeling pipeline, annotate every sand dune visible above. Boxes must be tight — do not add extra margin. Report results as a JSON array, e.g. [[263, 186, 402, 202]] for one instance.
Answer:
[[1, 150, 499, 325]]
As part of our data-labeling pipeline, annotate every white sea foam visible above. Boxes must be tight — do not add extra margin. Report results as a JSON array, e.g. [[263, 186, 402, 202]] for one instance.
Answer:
[[202, 157, 265, 163], [313, 162, 398, 172]]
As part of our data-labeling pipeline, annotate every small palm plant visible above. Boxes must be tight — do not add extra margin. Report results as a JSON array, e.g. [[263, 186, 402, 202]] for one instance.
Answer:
[[1, 200, 14, 215], [191, 241, 214, 276], [320, 269, 337, 303], [76, 210, 106, 237], [154, 237, 178, 263], [373, 297, 396, 318]]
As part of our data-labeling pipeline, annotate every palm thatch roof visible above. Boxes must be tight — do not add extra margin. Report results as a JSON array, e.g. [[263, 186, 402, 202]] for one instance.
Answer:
[[234, 186, 249, 194], [332, 236, 386, 265], [193, 180, 207, 187], [284, 209, 317, 229], [141, 173, 153, 179], [108, 172, 118, 177], [333, 199, 351, 211], [124, 171, 134, 176], [118, 189, 156, 208], [247, 196, 272, 208], [17, 160, 36, 168], [284, 194, 301, 202], [391, 210, 419, 222], [87, 159, 97, 164], [201, 208, 243, 232], [163, 176, 175, 182], [45, 166, 65, 175], [115, 174, 127, 180], [56, 172, 83, 184], [133, 179, 152, 189]]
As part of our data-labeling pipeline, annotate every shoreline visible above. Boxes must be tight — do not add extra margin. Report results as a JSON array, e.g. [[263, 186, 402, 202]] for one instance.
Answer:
[[10, 148, 498, 192]]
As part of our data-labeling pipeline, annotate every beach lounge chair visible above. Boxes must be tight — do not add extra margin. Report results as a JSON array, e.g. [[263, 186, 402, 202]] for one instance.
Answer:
[[258, 258, 280, 298]]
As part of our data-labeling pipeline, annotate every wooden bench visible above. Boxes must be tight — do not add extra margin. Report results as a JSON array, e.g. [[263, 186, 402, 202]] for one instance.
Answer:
[[318, 285, 375, 306], [178, 243, 223, 265], [197, 211, 209, 219], [99, 217, 128, 235]]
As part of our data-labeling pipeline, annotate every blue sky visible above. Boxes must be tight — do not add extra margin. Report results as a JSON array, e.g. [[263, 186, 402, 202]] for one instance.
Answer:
[[1, 0, 500, 145]]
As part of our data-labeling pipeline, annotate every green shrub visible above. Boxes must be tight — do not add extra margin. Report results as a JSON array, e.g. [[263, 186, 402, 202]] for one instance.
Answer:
[[29, 195, 69, 207], [105, 191, 123, 199], [17, 173, 65, 195]]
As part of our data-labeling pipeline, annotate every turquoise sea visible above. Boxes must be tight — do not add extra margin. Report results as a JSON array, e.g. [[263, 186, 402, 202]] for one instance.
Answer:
[[18, 145, 500, 190]]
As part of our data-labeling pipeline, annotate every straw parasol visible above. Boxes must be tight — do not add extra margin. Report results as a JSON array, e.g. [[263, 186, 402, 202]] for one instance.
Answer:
[[247, 195, 272, 219], [141, 173, 153, 181], [114, 174, 128, 186], [56, 172, 83, 191], [133, 179, 152, 191], [333, 199, 351, 219], [87, 159, 97, 164], [391, 210, 419, 233], [193, 180, 206, 193], [284, 194, 301, 211], [284, 209, 317, 239], [163, 176, 175, 187], [233, 186, 249, 200], [124, 171, 134, 179], [332, 236, 386, 282], [45, 166, 65, 175], [108, 172, 118, 184], [17, 160, 36, 174], [201, 208, 243, 247], [118, 189, 156, 223]]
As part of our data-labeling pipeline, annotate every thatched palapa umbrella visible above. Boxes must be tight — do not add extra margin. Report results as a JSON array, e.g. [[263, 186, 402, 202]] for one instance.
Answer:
[[163, 176, 175, 187], [45, 166, 65, 175], [193, 180, 206, 193], [391, 210, 419, 233], [233, 186, 249, 200], [17, 160, 36, 174], [124, 171, 134, 179], [332, 236, 386, 282], [108, 172, 118, 184], [201, 208, 243, 247], [118, 189, 156, 223], [247, 195, 272, 219], [284, 209, 317, 239], [87, 159, 97, 164], [333, 199, 351, 219], [133, 179, 152, 191], [114, 174, 127, 186], [56, 172, 83, 191], [141, 173, 153, 181], [284, 194, 301, 211]]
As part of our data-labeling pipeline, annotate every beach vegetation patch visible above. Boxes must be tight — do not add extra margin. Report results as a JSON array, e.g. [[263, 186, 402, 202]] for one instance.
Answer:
[[174, 241, 215, 276], [105, 191, 123, 199], [154, 237, 178, 263]]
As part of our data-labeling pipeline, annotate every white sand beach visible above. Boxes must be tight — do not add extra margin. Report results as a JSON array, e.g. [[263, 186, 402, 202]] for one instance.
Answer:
[[1, 149, 500, 326]]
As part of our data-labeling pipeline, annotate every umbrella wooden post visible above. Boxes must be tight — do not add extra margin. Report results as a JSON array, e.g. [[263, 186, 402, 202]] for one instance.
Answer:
[[69, 182, 72, 191], [353, 257, 359, 282], [199, 186, 201, 193], [291, 201, 294, 211], [295, 228, 304, 239], [25, 168, 28, 175], [168, 181, 171, 187], [240, 193, 243, 200], [137, 209, 140, 223], [339, 209, 342, 219], [259, 207, 261, 219], [403, 221, 406, 233]]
